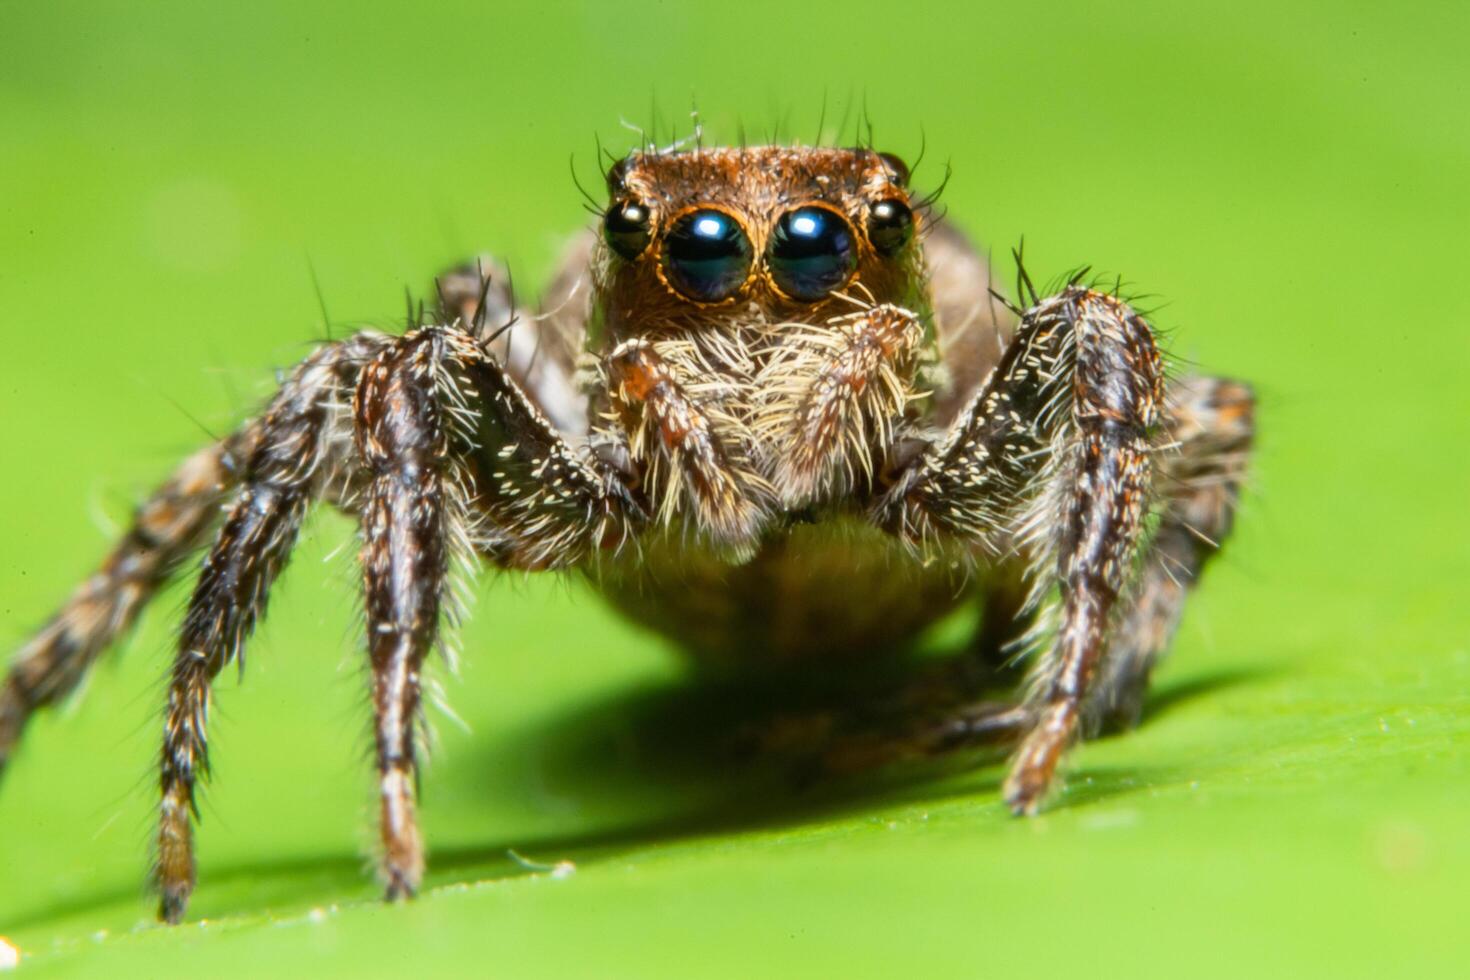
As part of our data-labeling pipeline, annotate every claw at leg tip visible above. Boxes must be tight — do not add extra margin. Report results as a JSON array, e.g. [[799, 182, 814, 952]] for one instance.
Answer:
[[1002, 772, 1048, 817], [158, 889, 190, 925], [384, 875, 419, 903]]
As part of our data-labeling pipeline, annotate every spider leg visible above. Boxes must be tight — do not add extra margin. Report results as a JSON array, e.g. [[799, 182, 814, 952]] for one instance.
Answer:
[[802, 371, 1251, 784], [434, 251, 589, 438], [0, 436, 248, 780], [354, 332, 464, 902], [354, 326, 638, 901], [810, 701, 1033, 778], [155, 334, 385, 923], [1085, 374, 1255, 730], [877, 285, 1165, 814]]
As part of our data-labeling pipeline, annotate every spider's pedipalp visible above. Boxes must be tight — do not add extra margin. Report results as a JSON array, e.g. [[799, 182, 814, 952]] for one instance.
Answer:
[[606, 338, 767, 552], [755, 303, 925, 506]]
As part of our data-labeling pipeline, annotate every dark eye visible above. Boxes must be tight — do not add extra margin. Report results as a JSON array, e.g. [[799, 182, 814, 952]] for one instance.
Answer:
[[768, 206, 858, 301], [867, 199, 914, 256], [878, 152, 910, 187], [661, 209, 753, 302], [604, 200, 652, 260]]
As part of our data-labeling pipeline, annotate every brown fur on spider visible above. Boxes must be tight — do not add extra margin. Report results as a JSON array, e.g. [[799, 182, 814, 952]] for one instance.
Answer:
[[0, 143, 1254, 923]]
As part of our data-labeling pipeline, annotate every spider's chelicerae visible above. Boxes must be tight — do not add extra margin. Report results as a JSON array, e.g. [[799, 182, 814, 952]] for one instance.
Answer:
[[0, 144, 1253, 923]]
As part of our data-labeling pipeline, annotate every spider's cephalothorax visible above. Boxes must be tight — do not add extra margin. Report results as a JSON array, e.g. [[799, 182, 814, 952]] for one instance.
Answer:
[[0, 145, 1254, 922], [592, 148, 932, 543]]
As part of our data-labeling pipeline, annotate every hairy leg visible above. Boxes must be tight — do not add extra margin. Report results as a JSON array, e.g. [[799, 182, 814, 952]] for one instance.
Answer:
[[434, 251, 589, 438], [816, 355, 1249, 785], [0, 435, 251, 779], [923, 219, 1018, 427], [355, 325, 638, 900], [154, 321, 632, 921], [877, 285, 1165, 814], [355, 332, 465, 900], [155, 334, 383, 922], [1085, 374, 1255, 730]]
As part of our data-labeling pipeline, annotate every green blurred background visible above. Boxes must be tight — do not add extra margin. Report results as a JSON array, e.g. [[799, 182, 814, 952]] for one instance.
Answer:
[[1, 1, 1467, 976]]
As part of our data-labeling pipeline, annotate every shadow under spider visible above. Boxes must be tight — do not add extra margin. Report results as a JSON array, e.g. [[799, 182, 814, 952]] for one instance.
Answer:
[[10, 659, 1268, 932]]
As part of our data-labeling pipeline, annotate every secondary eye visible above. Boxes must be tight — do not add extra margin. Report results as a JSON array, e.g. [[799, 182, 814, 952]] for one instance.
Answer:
[[867, 199, 914, 256], [662, 209, 752, 302], [768, 206, 857, 301], [604, 200, 652, 259]]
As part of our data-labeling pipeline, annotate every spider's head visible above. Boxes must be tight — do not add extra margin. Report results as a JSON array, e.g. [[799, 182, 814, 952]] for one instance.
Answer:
[[594, 146, 925, 326]]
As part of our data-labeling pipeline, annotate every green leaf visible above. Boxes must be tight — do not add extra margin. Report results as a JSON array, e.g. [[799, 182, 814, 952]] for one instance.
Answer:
[[1, 1, 1467, 977]]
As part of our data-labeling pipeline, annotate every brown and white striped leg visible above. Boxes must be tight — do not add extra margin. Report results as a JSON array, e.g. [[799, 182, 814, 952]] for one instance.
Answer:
[[878, 286, 1165, 814], [354, 332, 463, 901], [354, 327, 638, 901], [0, 434, 252, 781], [155, 336, 379, 923], [1085, 374, 1255, 731]]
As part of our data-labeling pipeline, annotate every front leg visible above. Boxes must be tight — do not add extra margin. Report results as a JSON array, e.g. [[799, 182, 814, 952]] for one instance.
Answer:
[[878, 285, 1164, 814], [354, 333, 461, 900], [353, 327, 636, 900]]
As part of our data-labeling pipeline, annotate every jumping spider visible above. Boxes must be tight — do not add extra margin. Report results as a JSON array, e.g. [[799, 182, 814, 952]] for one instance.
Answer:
[[0, 144, 1253, 923]]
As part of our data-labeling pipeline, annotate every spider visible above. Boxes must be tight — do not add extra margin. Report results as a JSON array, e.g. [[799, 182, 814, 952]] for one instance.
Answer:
[[0, 143, 1253, 924]]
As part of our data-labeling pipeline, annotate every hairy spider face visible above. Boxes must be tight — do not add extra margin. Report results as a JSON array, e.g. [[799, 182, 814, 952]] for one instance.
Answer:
[[595, 147, 921, 327], [587, 147, 933, 538]]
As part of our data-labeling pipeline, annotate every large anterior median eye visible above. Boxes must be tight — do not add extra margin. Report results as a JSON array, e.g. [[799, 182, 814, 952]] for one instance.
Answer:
[[661, 209, 753, 302], [769, 206, 857, 301]]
